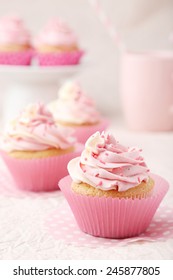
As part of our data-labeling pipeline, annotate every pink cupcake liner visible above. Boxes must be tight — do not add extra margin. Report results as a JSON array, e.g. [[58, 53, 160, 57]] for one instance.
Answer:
[[72, 118, 110, 144], [36, 50, 84, 66], [59, 174, 169, 239], [45, 204, 173, 247], [0, 50, 33, 65], [0, 144, 83, 192]]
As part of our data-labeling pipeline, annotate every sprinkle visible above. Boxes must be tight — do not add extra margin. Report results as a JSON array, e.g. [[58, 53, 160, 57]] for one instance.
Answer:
[[97, 144, 103, 148], [138, 177, 141, 183], [147, 169, 150, 172], [105, 152, 109, 156], [92, 152, 98, 158], [84, 157, 88, 161], [99, 159, 105, 164], [139, 148, 143, 152], [97, 181, 103, 186], [106, 168, 113, 172], [95, 173, 99, 177], [83, 169, 86, 173], [120, 173, 123, 176]]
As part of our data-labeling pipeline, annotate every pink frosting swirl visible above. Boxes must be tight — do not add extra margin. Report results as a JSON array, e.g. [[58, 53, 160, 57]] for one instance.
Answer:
[[1, 103, 75, 152], [0, 15, 31, 45], [34, 18, 78, 47], [48, 81, 100, 125], [68, 131, 150, 192]]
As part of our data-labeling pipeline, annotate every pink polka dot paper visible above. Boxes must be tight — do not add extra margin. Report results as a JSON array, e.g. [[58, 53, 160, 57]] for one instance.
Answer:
[[45, 202, 173, 247]]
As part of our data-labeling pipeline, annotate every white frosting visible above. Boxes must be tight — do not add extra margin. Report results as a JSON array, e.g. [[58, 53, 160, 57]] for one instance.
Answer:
[[34, 18, 78, 47], [0, 15, 30, 45], [1, 103, 75, 152], [48, 81, 100, 125]]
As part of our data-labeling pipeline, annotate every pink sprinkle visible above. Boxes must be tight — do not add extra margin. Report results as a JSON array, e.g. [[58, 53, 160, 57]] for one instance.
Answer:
[[120, 173, 123, 176], [83, 170, 86, 173], [139, 148, 143, 152], [107, 168, 113, 172], [105, 152, 109, 156], [95, 173, 99, 177], [92, 152, 98, 158], [101, 135, 104, 138], [99, 159, 105, 164], [147, 169, 150, 172], [138, 177, 141, 183], [97, 181, 103, 186], [84, 157, 88, 161], [97, 144, 103, 148]]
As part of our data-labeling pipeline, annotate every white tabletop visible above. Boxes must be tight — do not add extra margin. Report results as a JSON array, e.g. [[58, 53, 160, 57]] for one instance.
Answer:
[[0, 117, 173, 260]]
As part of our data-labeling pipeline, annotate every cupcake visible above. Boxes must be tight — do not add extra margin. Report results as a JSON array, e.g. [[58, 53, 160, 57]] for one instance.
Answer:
[[0, 103, 82, 192], [0, 15, 33, 65], [48, 81, 109, 143], [59, 131, 169, 238], [34, 18, 84, 66]]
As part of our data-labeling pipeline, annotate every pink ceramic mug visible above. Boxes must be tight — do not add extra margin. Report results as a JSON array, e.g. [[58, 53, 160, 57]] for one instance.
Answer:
[[120, 51, 173, 131]]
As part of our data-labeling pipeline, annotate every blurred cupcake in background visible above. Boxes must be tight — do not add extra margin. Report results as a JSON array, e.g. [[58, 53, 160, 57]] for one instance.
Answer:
[[0, 15, 33, 65], [48, 81, 109, 143], [0, 103, 82, 192], [34, 18, 84, 66]]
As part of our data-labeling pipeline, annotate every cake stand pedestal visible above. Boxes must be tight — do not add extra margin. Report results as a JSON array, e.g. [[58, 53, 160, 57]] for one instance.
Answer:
[[0, 65, 82, 127]]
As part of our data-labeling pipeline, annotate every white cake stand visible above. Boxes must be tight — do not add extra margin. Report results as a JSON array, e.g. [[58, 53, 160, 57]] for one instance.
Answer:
[[0, 64, 82, 126]]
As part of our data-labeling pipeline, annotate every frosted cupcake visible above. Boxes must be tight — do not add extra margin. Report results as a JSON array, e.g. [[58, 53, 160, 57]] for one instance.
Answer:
[[0, 103, 82, 192], [34, 18, 83, 66], [48, 81, 109, 143], [59, 131, 169, 238], [0, 15, 33, 65]]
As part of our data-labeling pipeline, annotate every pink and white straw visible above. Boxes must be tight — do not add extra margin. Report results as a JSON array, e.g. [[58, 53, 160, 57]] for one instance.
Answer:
[[88, 0, 126, 51]]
